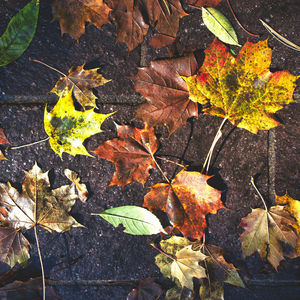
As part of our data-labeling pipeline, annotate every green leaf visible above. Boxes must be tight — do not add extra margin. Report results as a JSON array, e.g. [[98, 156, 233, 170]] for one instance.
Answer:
[[202, 7, 240, 47], [0, 0, 39, 67], [96, 205, 165, 235]]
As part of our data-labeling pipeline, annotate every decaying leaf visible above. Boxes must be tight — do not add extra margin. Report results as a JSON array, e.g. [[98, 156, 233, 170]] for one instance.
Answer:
[[202, 8, 240, 46], [51, 64, 110, 108], [44, 90, 113, 158], [96, 205, 165, 235], [0, 129, 9, 161], [183, 39, 298, 133], [155, 237, 207, 290], [94, 124, 158, 186], [239, 204, 298, 270], [0, 0, 39, 67], [275, 193, 300, 255], [144, 170, 224, 239], [132, 54, 199, 135], [64, 169, 88, 203], [51, 0, 111, 39], [127, 277, 163, 300], [187, 0, 223, 7], [165, 286, 194, 300], [0, 162, 84, 267]]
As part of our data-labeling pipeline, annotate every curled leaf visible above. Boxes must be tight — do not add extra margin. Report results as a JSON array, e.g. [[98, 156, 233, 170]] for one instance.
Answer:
[[64, 169, 88, 203]]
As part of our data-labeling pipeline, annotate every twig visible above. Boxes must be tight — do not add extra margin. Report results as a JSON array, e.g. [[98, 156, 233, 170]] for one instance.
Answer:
[[251, 177, 268, 211], [9, 137, 49, 150]]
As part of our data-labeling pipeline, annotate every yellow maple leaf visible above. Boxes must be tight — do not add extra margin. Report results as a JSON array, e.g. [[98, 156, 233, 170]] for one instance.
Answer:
[[44, 90, 113, 158], [182, 39, 298, 133]]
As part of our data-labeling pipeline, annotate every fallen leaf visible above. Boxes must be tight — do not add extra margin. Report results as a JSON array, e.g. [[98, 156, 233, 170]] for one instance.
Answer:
[[94, 124, 158, 186], [0, 129, 9, 161], [144, 170, 224, 240], [51, 0, 111, 39], [202, 8, 240, 46], [64, 169, 88, 203], [95, 205, 165, 235], [165, 286, 194, 300], [187, 0, 223, 7], [183, 39, 298, 133], [131, 54, 199, 135], [239, 205, 298, 270], [148, 32, 176, 48], [0, 162, 83, 267], [0, 0, 39, 66], [275, 193, 300, 254], [155, 236, 207, 290], [110, 0, 149, 52], [51, 64, 110, 108], [127, 277, 163, 300], [44, 90, 113, 158]]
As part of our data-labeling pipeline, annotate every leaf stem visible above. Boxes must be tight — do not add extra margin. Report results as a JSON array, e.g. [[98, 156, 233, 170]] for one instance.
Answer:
[[151, 244, 175, 261], [155, 156, 186, 168], [9, 137, 49, 150], [202, 117, 228, 174], [149, 151, 170, 184], [251, 177, 268, 211], [29, 58, 67, 77], [34, 226, 46, 300]]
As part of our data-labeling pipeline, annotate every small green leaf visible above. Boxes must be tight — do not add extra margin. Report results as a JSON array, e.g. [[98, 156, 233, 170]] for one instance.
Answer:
[[95, 205, 165, 235], [0, 0, 39, 67], [202, 7, 240, 47]]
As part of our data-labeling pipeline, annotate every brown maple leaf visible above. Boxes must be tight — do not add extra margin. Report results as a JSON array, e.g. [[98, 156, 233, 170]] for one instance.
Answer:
[[183, 39, 298, 133], [0, 163, 83, 267], [131, 54, 199, 135], [187, 0, 223, 7], [144, 170, 224, 239], [93, 124, 159, 187], [127, 277, 163, 300], [239, 205, 298, 270], [0, 128, 9, 161], [51, 64, 110, 108], [51, 0, 111, 39]]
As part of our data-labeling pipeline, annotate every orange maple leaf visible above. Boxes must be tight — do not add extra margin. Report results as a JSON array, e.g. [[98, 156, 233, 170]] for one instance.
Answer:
[[144, 170, 224, 240]]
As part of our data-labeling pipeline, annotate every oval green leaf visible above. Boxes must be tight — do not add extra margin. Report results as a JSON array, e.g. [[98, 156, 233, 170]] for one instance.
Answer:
[[0, 0, 39, 67], [202, 7, 240, 47], [96, 205, 165, 235]]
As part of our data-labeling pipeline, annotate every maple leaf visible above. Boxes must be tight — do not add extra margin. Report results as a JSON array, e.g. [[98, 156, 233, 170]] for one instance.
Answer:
[[275, 193, 300, 255], [0, 128, 9, 161], [44, 90, 113, 158], [51, 64, 111, 109], [0, 163, 83, 267], [51, 0, 111, 39], [144, 170, 224, 240], [155, 236, 207, 290], [182, 39, 298, 133], [110, 0, 149, 52], [131, 54, 199, 135], [93, 124, 158, 187], [127, 277, 163, 300], [187, 0, 223, 7], [239, 204, 298, 270]]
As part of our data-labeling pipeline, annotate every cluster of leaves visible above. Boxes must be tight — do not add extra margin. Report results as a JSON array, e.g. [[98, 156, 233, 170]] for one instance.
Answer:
[[0, 0, 300, 299]]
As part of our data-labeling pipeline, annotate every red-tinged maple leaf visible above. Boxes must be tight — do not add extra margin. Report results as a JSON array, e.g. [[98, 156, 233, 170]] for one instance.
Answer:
[[183, 39, 298, 133], [0, 128, 9, 161], [131, 54, 199, 135], [51, 0, 111, 39], [93, 124, 159, 187], [187, 0, 223, 7], [144, 170, 224, 240]]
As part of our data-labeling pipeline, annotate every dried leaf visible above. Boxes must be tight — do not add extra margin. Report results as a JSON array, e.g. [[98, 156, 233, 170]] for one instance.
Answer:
[[64, 169, 88, 203], [155, 237, 207, 290], [132, 54, 199, 135], [0, 129, 9, 161], [202, 8, 240, 46], [0, 0, 39, 66], [187, 0, 223, 7], [51, 0, 111, 39], [51, 65, 110, 108], [96, 205, 165, 235], [165, 286, 194, 300], [239, 205, 298, 270], [127, 277, 162, 300], [44, 90, 113, 158], [183, 39, 298, 133], [0, 162, 83, 267], [94, 124, 158, 187], [275, 193, 300, 255]]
